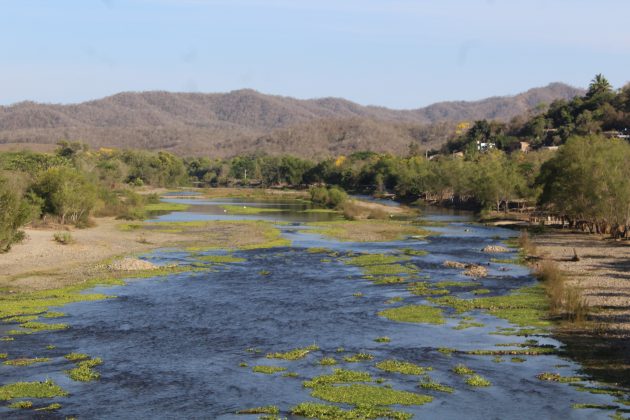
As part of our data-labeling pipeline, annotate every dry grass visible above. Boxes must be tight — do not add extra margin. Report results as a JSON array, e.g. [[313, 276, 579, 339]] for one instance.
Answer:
[[536, 260, 588, 323]]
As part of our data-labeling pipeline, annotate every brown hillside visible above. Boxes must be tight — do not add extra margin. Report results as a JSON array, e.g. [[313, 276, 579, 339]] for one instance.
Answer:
[[0, 83, 583, 157]]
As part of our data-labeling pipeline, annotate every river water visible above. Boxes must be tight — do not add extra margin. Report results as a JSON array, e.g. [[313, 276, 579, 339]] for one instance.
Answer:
[[0, 197, 626, 419]]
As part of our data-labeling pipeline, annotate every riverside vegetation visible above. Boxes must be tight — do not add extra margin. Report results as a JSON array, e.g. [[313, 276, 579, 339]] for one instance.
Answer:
[[2, 75, 630, 253]]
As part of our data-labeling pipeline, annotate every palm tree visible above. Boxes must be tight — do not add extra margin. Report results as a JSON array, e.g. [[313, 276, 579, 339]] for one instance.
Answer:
[[587, 74, 612, 98]]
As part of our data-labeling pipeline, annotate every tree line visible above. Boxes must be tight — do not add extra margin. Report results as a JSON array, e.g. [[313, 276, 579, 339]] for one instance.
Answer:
[[1, 75, 629, 251]]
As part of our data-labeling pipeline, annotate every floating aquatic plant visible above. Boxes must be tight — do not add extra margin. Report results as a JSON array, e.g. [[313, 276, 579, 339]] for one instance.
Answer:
[[252, 366, 287, 374], [310, 384, 433, 406], [375, 360, 431, 375], [378, 305, 445, 324], [266, 345, 319, 361], [343, 353, 374, 363], [0, 379, 68, 400], [236, 405, 280, 415], [465, 375, 491, 387], [303, 369, 372, 388], [4, 358, 50, 367]]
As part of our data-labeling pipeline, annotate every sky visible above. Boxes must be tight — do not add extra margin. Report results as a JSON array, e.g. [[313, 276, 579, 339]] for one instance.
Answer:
[[1, 0, 629, 109]]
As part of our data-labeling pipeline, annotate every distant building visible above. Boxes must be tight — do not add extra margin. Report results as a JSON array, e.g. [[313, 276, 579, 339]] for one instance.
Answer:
[[543, 146, 559, 151], [476, 140, 495, 152]]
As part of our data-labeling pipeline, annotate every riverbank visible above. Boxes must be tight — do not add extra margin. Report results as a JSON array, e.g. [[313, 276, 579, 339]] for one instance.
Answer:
[[0, 217, 286, 293], [530, 230, 630, 387]]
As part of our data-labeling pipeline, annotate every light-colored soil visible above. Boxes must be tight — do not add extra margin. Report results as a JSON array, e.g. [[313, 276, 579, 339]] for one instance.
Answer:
[[0, 218, 173, 291], [532, 232, 630, 337], [0, 217, 284, 292]]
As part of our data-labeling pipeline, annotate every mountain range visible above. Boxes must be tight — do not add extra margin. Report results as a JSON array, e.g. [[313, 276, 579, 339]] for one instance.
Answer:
[[0, 83, 583, 158]]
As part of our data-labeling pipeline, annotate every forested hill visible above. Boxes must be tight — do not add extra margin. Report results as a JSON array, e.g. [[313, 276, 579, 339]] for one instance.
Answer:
[[0, 83, 582, 158]]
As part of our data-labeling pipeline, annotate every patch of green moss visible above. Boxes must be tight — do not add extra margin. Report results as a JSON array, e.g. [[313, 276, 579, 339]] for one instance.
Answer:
[[0, 379, 68, 400], [266, 345, 319, 360], [310, 384, 433, 406], [378, 305, 445, 324], [7, 400, 33, 409], [3, 358, 50, 367], [511, 357, 526, 363], [319, 357, 338, 366], [429, 285, 550, 328], [375, 360, 431, 375], [303, 369, 372, 388], [0, 337, 14, 341], [291, 402, 412, 420], [374, 336, 391, 343], [343, 353, 374, 363], [283, 372, 299, 378], [465, 374, 492, 387], [252, 365, 287, 374], [236, 405, 280, 415]]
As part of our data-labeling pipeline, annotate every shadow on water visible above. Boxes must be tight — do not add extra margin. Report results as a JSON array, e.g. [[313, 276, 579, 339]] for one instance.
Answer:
[[0, 199, 627, 419]]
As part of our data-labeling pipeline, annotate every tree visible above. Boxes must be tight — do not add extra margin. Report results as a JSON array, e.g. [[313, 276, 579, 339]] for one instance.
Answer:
[[31, 167, 98, 225], [586, 74, 612, 98], [0, 175, 32, 252], [537, 135, 630, 233], [470, 150, 524, 211]]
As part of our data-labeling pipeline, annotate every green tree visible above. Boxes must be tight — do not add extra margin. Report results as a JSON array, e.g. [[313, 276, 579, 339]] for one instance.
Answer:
[[31, 167, 98, 225], [586, 74, 612, 98], [537, 135, 630, 232], [0, 176, 32, 252]]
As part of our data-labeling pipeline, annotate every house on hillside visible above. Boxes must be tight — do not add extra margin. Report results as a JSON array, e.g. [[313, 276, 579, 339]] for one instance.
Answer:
[[476, 140, 495, 152]]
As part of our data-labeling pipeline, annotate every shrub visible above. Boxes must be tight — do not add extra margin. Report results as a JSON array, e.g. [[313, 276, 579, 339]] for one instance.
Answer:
[[310, 186, 348, 209], [53, 232, 74, 245]]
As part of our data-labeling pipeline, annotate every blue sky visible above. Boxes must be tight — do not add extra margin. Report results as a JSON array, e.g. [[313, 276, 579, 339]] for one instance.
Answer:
[[2, 0, 629, 108]]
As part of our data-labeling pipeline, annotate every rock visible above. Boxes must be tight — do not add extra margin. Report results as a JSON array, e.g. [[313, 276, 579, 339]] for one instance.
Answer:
[[482, 245, 510, 253], [443, 260, 467, 269], [107, 257, 158, 272], [464, 265, 488, 278]]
